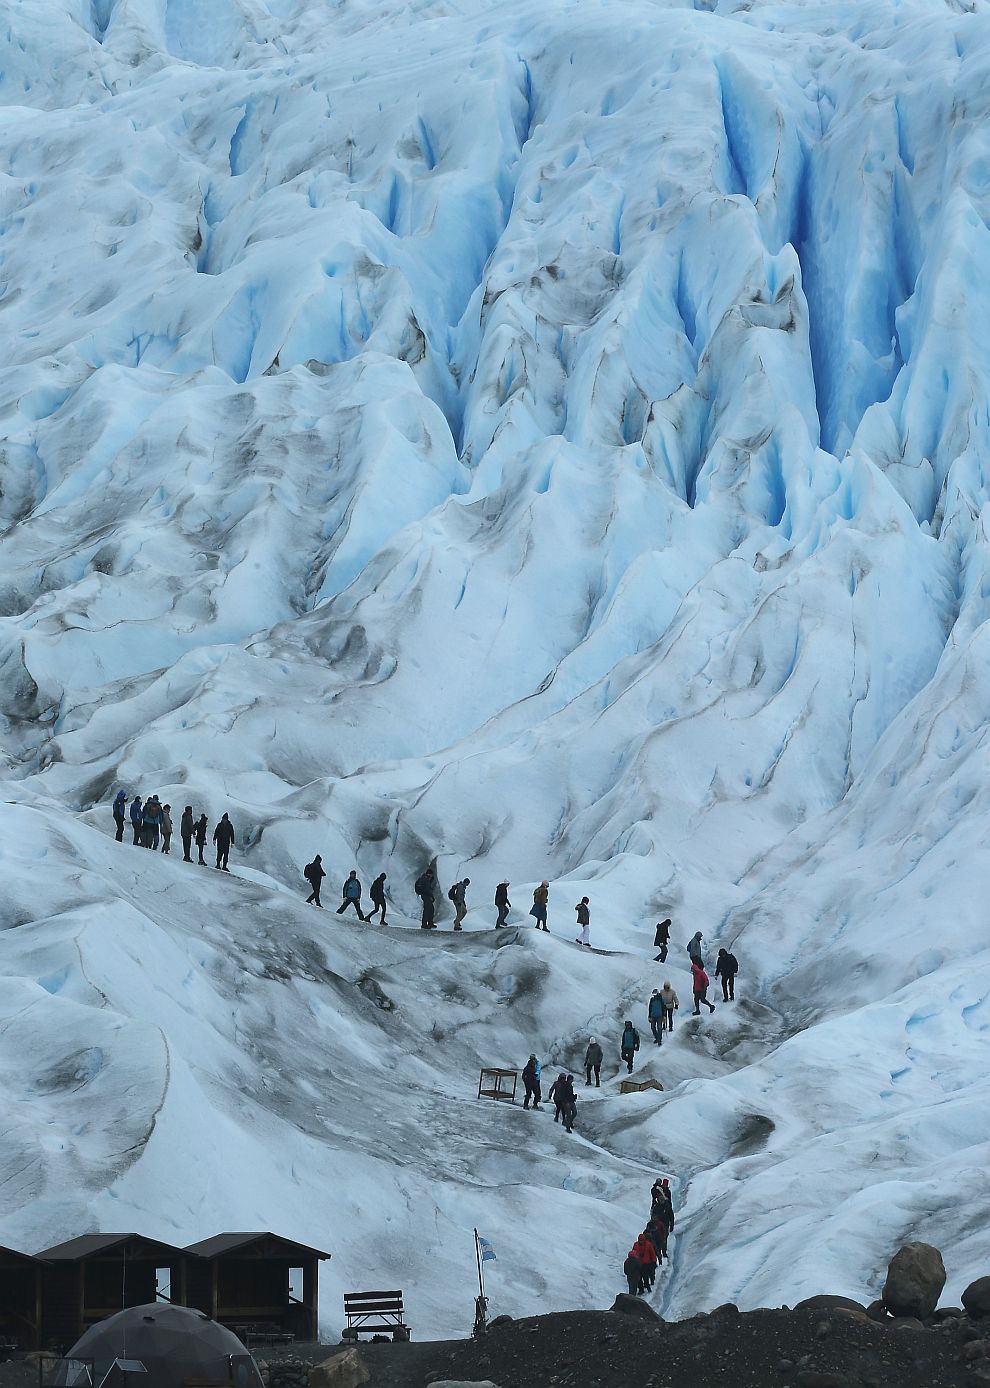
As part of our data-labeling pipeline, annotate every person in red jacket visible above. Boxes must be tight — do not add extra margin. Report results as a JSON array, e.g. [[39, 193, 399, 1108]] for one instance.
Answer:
[[691, 959, 716, 1015], [633, 1233, 657, 1292]]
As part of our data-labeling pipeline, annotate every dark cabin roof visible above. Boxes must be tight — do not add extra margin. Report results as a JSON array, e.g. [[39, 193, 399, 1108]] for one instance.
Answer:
[[185, 1233, 330, 1261], [0, 1244, 44, 1264], [36, 1233, 192, 1262]]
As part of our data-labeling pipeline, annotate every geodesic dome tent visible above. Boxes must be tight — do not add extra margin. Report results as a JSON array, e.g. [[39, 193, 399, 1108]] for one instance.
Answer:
[[61, 1304, 263, 1388]]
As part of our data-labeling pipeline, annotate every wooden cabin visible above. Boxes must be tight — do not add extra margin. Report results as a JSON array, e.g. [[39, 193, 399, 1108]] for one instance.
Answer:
[[36, 1234, 191, 1349], [184, 1234, 329, 1341], [0, 1245, 44, 1349]]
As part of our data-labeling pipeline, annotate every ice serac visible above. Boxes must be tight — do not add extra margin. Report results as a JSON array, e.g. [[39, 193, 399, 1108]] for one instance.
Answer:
[[0, 0, 989, 1336]]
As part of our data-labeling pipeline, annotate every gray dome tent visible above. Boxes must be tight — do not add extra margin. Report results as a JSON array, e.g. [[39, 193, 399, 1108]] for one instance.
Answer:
[[62, 1304, 263, 1388]]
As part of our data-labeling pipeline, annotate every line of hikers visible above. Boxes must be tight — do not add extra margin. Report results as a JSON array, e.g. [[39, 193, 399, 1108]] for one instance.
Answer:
[[623, 1178, 675, 1296], [299, 864, 599, 941], [112, 791, 236, 870]]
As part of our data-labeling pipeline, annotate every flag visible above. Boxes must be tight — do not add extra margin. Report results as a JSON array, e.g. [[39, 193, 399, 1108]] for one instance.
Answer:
[[478, 1235, 496, 1263]]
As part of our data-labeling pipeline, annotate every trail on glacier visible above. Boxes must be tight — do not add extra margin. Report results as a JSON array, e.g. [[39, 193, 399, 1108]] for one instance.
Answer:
[[0, 0, 989, 1335]]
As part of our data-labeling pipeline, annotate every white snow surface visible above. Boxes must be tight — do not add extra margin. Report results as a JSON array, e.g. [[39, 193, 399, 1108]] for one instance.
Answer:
[[1, 0, 989, 1339]]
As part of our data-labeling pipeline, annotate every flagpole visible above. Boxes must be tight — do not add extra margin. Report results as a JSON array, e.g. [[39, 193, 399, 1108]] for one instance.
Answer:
[[474, 1228, 485, 1301]]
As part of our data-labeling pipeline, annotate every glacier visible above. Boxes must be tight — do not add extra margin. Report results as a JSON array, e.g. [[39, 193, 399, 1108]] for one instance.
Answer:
[[1, 0, 989, 1340]]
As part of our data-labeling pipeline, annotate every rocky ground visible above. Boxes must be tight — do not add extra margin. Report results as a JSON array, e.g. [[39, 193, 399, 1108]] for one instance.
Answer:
[[253, 1298, 990, 1388]]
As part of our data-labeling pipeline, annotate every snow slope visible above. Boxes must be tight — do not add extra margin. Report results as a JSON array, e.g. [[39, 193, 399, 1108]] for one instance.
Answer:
[[1, 0, 989, 1336]]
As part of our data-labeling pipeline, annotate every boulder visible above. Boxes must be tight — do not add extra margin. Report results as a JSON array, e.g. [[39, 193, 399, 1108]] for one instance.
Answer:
[[964, 1279, 990, 1320], [308, 1350, 370, 1388], [866, 1300, 889, 1322], [610, 1293, 663, 1322], [795, 1295, 867, 1314], [882, 1243, 946, 1319]]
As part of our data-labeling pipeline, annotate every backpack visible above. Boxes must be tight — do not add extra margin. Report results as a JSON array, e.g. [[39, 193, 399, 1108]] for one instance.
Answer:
[[415, 874, 429, 897], [447, 884, 458, 901], [304, 862, 316, 884]]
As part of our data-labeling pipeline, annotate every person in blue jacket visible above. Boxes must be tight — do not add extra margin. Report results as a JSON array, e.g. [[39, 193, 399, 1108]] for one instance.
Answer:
[[112, 790, 127, 842], [337, 870, 366, 919], [129, 795, 143, 845], [648, 990, 664, 1045]]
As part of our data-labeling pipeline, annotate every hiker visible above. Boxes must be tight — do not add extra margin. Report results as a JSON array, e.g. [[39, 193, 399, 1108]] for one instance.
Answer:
[[660, 981, 679, 1031], [530, 880, 550, 931], [415, 868, 436, 928], [448, 877, 470, 930], [648, 990, 664, 1045], [522, 1054, 542, 1110], [651, 1177, 674, 1236], [645, 1216, 667, 1264], [623, 1248, 641, 1297], [635, 1232, 658, 1291], [654, 918, 671, 962], [129, 795, 143, 844], [584, 1036, 603, 1087], [620, 1020, 640, 1074], [194, 814, 208, 865], [574, 896, 591, 947], [686, 930, 704, 964], [142, 797, 162, 850], [112, 790, 127, 842], [180, 806, 195, 862], [691, 958, 716, 1015], [304, 855, 326, 907], [560, 1074, 577, 1133], [715, 948, 738, 1001], [213, 813, 235, 870], [548, 1072, 568, 1123], [160, 804, 173, 855], [367, 872, 388, 924], [337, 869, 366, 919], [495, 879, 511, 928]]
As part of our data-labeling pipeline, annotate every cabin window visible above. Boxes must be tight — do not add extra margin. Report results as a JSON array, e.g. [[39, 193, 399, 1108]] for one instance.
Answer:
[[288, 1267, 303, 1304], [156, 1267, 171, 1302]]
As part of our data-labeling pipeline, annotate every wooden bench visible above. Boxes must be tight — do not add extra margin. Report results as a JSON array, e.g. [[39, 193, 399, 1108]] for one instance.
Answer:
[[341, 1291, 409, 1342]]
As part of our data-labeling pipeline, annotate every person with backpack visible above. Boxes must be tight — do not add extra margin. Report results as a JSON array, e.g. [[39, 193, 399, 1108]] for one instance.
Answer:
[[620, 1020, 640, 1074], [691, 958, 716, 1014], [414, 868, 436, 928], [651, 1177, 674, 1237], [448, 877, 470, 930], [112, 790, 127, 842], [160, 804, 173, 855], [367, 872, 388, 924], [715, 948, 738, 1000], [180, 806, 195, 862], [337, 870, 365, 919], [574, 896, 591, 947], [623, 1248, 641, 1297], [584, 1036, 603, 1087], [304, 855, 326, 907], [660, 981, 679, 1032], [522, 1054, 542, 1110], [142, 797, 162, 850], [686, 930, 704, 964], [654, 918, 671, 962], [530, 880, 550, 931], [129, 795, 143, 845], [560, 1075, 577, 1133], [194, 814, 208, 865], [645, 1216, 666, 1265], [494, 880, 511, 928], [548, 1072, 568, 1124], [647, 990, 664, 1045], [213, 812, 235, 871]]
